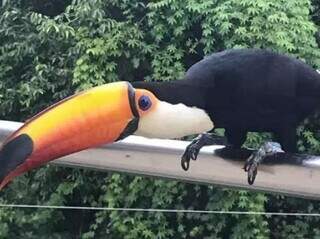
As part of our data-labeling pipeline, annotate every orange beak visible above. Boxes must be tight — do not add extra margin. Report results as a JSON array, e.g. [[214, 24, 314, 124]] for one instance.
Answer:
[[0, 82, 140, 189]]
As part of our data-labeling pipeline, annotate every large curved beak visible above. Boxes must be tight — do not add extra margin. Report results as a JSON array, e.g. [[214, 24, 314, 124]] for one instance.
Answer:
[[0, 82, 139, 189]]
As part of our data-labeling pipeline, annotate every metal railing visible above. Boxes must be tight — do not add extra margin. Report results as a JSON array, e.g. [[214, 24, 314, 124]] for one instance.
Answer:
[[1, 120, 320, 199]]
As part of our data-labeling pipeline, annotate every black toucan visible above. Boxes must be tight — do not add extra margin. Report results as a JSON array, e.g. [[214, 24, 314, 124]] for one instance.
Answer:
[[0, 48, 319, 189], [132, 48, 320, 183]]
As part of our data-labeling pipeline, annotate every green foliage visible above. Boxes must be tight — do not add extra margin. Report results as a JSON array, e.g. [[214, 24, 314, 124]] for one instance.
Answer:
[[1, 0, 320, 238], [203, 0, 320, 62]]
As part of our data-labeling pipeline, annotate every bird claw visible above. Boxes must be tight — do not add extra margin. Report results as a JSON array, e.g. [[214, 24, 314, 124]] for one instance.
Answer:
[[181, 143, 200, 171], [243, 142, 284, 185], [180, 133, 229, 171], [181, 157, 190, 171], [243, 155, 258, 185]]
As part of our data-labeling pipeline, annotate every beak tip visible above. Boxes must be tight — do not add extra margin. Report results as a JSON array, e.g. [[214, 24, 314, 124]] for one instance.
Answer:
[[0, 134, 34, 189]]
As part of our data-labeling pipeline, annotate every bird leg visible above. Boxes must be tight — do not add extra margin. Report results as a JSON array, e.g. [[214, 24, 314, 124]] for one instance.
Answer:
[[243, 142, 284, 185], [181, 133, 228, 171]]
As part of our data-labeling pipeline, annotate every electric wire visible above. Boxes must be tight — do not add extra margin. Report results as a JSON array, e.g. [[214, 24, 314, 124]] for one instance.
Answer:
[[0, 204, 319, 217]]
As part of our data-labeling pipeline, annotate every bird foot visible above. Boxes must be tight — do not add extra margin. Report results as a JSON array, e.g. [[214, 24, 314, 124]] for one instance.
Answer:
[[181, 142, 200, 170], [243, 142, 284, 185], [181, 133, 228, 171]]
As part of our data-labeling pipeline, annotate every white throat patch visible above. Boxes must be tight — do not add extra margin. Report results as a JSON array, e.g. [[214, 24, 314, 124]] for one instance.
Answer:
[[134, 101, 214, 139]]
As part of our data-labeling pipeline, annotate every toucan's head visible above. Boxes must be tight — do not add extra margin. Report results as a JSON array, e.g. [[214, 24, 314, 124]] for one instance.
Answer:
[[0, 81, 213, 189]]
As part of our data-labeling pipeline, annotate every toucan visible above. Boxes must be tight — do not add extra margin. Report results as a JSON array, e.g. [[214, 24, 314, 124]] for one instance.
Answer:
[[0, 48, 319, 189]]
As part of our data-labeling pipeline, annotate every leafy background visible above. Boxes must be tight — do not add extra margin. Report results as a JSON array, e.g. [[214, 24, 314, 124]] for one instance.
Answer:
[[1, 0, 320, 238]]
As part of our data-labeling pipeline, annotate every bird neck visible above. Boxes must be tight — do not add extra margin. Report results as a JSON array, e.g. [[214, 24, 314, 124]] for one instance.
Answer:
[[131, 80, 214, 139]]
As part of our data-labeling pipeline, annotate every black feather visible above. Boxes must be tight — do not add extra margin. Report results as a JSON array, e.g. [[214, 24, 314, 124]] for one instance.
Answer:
[[132, 49, 320, 152]]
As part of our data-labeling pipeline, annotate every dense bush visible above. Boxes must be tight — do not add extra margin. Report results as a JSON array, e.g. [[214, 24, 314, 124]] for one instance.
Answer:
[[1, 0, 320, 238]]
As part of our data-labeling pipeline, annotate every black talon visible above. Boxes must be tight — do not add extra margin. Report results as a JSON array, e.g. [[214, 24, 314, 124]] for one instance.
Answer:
[[247, 163, 258, 185], [190, 145, 199, 161], [243, 157, 251, 172], [244, 142, 284, 185], [244, 150, 261, 185], [181, 143, 200, 170], [181, 157, 190, 171], [243, 154, 258, 184], [243, 163, 248, 172], [243, 153, 254, 172], [181, 145, 195, 171], [180, 133, 228, 171]]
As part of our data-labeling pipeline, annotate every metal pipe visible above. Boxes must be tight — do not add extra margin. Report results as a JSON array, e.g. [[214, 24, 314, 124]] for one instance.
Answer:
[[1, 120, 320, 199]]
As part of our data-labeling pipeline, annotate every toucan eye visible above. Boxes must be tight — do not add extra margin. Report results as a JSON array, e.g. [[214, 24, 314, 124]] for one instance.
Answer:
[[138, 95, 152, 111]]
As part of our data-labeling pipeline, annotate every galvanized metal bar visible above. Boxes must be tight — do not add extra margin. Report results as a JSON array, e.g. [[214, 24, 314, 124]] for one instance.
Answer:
[[1, 120, 320, 199]]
